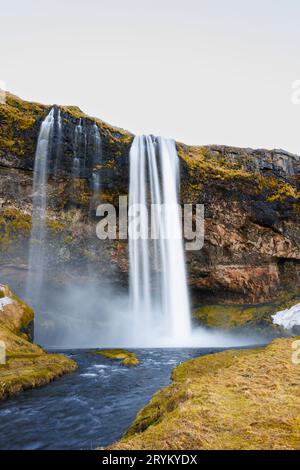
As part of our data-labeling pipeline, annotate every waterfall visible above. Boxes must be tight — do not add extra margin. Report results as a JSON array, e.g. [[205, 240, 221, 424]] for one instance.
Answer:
[[129, 135, 191, 344], [52, 109, 63, 175], [26, 108, 56, 306], [91, 123, 102, 197], [72, 119, 84, 178]]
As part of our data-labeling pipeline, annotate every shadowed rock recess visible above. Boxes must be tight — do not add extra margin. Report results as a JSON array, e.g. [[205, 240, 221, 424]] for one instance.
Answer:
[[0, 93, 299, 334]]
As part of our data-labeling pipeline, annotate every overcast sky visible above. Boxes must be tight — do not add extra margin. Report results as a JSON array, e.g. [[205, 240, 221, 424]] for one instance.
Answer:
[[1, 0, 300, 153]]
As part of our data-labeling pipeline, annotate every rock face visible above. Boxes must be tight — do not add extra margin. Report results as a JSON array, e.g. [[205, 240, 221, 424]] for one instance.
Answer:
[[0, 93, 299, 326], [0, 284, 77, 400], [178, 144, 300, 305]]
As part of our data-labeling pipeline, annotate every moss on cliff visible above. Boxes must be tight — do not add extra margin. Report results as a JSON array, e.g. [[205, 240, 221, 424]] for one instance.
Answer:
[[0, 208, 31, 249], [108, 337, 300, 450], [178, 143, 300, 204], [0, 93, 48, 158], [193, 304, 265, 329], [46, 217, 66, 233], [0, 285, 77, 400], [193, 291, 300, 333]]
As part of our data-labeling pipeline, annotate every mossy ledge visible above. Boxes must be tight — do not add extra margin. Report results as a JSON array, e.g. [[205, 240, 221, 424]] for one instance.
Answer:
[[91, 349, 139, 366], [193, 291, 300, 335], [0, 284, 77, 400], [107, 337, 300, 450]]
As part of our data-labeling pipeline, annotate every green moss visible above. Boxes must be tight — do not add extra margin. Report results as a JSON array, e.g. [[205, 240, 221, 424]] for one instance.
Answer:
[[122, 357, 139, 366], [0, 93, 48, 158], [193, 304, 258, 329], [109, 338, 300, 450], [178, 143, 300, 204], [70, 178, 92, 207], [0, 208, 31, 250], [193, 303, 272, 329], [0, 285, 77, 400], [0, 353, 77, 400], [193, 291, 300, 331], [10, 290, 34, 330], [266, 180, 299, 202], [59, 105, 132, 143], [46, 218, 65, 233], [91, 349, 139, 366], [64, 235, 73, 244]]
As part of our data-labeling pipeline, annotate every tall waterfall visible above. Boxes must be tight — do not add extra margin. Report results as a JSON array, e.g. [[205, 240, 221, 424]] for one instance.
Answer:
[[26, 107, 59, 305], [129, 135, 191, 344]]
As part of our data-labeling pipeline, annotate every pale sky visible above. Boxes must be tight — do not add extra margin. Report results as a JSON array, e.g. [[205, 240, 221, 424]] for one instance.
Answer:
[[1, 0, 300, 154]]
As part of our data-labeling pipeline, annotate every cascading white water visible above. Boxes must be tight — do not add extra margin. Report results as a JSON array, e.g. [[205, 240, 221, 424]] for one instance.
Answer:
[[72, 119, 84, 178], [26, 108, 57, 305], [53, 109, 63, 175], [91, 123, 102, 195], [129, 135, 191, 344]]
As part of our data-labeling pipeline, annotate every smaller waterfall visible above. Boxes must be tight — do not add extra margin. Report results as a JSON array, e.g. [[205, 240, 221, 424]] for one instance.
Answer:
[[52, 109, 63, 175], [71, 119, 88, 207], [72, 119, 84, 178], [26, 108, 56, 305], [91, 123, 102, 196], [129, 135, 191, 345]]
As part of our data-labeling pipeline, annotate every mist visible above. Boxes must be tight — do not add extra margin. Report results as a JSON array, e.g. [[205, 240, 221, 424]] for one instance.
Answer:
[[27, 278, 265, 349]]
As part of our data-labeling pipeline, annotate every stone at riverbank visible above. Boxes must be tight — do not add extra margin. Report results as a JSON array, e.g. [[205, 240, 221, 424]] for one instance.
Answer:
[[108, 337, 300, 450], [91, 349, 139, 366], [0, 284, 77, 400]]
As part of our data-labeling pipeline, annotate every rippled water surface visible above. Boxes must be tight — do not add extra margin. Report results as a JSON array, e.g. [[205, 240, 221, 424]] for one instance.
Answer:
[[0, 348, 228, 449]]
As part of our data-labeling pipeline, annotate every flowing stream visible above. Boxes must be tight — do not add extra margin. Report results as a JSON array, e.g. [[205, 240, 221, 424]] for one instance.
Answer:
[[0, 347, 227, 450]]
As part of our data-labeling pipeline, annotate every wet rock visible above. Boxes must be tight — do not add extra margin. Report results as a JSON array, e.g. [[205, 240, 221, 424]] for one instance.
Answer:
[[0, 93, 299, 322]]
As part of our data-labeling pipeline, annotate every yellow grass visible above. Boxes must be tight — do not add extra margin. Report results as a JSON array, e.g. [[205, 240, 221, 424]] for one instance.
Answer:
[[108, 338, 300, 450]]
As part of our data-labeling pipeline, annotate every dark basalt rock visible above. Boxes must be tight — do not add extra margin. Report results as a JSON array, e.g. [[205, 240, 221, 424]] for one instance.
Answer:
[[0, 92, 299, 316]]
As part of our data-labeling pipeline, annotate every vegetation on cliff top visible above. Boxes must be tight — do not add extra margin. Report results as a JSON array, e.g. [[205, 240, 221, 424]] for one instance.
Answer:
[[0, 93, 48, 158], [108, 337, 300, 450], [178, 143, 300, 204], [0, 92, 132, 163], [0, 284, 77, 400]]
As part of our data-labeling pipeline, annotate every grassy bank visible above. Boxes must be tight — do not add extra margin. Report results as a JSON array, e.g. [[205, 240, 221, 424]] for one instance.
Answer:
[[0, 284, 77, 400], [108, 337, 300, 450]]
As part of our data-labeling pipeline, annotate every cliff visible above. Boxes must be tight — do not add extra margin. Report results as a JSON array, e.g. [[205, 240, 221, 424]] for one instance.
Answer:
[[0, 284, 77, 400], [0, 93, 299, 332]]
